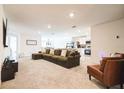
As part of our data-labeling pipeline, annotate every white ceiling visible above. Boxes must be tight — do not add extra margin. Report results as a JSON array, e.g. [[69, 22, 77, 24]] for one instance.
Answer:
[[4, 4, 124, 36]]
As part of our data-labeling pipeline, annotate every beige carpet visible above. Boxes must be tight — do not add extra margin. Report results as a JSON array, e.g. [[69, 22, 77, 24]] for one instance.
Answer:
[[1, 58, 120, 89]]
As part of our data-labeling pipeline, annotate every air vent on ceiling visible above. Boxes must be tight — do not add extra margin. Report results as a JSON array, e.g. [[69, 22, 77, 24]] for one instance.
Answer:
[[72, 25, 76, 28]]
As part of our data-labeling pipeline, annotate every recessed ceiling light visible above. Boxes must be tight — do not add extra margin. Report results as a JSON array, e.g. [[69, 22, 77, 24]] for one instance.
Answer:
[[38, 32, 41, 34], [69, 12, 74, 18], [48, 24, 51, 29]]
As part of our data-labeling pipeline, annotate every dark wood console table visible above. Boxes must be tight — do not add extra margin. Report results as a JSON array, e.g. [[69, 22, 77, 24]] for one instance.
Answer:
[[1, 59, 18, 82], [12, 61, 18, 72]]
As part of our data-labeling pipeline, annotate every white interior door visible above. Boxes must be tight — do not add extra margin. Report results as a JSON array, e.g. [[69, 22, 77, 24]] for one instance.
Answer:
[[9, 35, 17, 60]]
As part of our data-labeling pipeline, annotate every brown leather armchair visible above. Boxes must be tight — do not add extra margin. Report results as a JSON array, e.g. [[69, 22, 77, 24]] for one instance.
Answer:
[[87, 57, 124, 89]]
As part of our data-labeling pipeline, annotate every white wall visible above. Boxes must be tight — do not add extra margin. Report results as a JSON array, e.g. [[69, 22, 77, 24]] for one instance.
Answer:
[[91, 18, 124, 63], [6, 21, 42, 58], [0, 5, 3, 61], [0, 5, 3, 87], [19, 32, 41, 57], [0, 5, 10, 87]]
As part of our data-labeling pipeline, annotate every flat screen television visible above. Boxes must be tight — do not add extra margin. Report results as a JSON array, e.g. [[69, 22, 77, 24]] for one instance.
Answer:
[[86, 41, 91, 44], [3, 19, 8, 47]]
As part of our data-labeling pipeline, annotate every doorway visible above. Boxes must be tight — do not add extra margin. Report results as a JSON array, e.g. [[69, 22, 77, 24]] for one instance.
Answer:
[[8, 35, 18, 60]]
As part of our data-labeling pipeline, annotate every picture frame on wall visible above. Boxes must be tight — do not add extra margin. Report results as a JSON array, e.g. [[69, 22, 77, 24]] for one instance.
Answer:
[[26, 40, 37, 45]]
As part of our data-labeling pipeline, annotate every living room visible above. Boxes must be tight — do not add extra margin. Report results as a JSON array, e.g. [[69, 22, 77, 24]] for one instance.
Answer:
[[0, 4, 124, 90]]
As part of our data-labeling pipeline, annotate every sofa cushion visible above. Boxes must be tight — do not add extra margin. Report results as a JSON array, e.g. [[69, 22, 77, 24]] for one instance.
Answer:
[[57, 56, 68, 62], [99, 57, 123, 72], [46, 49, 50, 54], [42, 48, 46, 53], [43, 54, 53, 58], [51, 55, 59, 60], [61, 50, 67, 57], [54, 49, 61, 56], [51, 55, 68, 62], [69, 51, 76, 56], [66, 50, 71, 57], [87, 65, 103, 82], [50, 49, 54, 55], [114, 53, 124, 58]]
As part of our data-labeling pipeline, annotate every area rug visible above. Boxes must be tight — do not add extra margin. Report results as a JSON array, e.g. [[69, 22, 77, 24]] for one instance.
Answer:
[[1, 58, 119, 89]]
